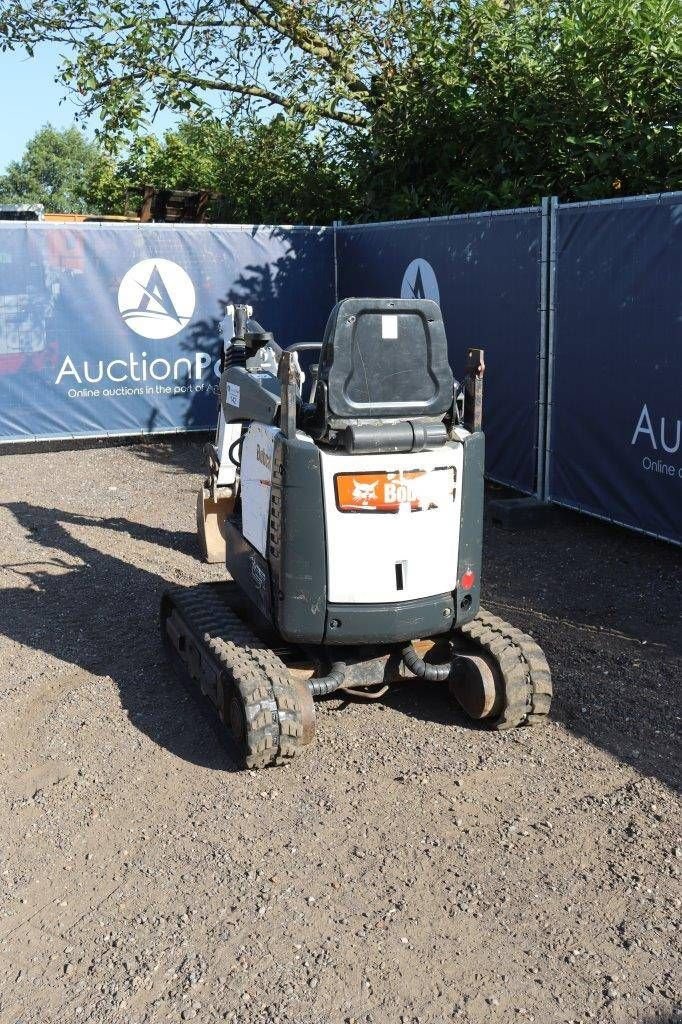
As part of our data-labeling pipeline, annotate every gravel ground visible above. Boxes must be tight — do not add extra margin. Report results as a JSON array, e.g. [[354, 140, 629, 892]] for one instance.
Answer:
[[0, 437, 680, 1024]]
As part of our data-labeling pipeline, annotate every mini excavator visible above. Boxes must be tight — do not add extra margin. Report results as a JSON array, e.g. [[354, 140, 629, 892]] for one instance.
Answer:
[[161, 299, 552, 767]]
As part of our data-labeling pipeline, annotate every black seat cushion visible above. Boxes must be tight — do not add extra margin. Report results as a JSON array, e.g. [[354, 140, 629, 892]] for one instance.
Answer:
[[318, 298, 453, 421]]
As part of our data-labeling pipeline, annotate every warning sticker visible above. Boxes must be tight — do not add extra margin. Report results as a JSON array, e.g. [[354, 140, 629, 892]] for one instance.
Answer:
[[226, 383, 240, 408]]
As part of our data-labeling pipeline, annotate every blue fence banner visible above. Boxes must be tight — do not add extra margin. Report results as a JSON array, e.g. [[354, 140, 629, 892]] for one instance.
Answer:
[[337, 210, 543, 493], [548, 194, 681, 544], [0, 223, 334, 442], [1, 198, 680, 545]]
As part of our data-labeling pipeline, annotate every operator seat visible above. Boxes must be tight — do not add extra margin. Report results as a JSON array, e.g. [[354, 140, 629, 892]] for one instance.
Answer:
[[304, 297, 455, 454]]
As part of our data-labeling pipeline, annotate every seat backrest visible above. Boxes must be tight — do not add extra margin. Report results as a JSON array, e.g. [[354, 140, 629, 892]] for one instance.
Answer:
[[317, 297, 453, 421]]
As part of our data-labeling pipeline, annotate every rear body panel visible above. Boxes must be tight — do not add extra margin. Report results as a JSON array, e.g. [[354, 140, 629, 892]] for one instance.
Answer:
[[319, 445, 462, 604], [233, 424, 482, 646]]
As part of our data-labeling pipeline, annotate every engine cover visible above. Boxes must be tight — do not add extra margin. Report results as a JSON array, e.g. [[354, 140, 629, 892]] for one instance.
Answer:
[[319, 445, 462, 604], [234, 425, 481, 646]]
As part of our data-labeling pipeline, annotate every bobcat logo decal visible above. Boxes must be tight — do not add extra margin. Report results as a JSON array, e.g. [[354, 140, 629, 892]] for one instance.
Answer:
[[352, 479, 378, 505], [335, 468, 453, 514]]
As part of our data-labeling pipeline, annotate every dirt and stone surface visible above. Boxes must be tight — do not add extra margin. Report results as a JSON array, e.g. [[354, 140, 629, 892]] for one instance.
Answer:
[[0, 438, 680, 1024]]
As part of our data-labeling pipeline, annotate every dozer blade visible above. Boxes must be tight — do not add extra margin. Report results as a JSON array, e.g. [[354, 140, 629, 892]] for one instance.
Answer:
[[196, 485, 233, 564]]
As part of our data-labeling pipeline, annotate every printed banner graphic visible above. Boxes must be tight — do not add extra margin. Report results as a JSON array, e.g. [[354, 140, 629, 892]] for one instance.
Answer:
[[549, 195, 681, 543], [0, 197, 679, 545], [337, 212, 543, 494], [0, 224, 334, 441]]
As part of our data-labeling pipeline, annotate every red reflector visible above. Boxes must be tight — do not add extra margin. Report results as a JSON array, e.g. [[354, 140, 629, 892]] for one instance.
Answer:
[[460, 570, 476, 590]]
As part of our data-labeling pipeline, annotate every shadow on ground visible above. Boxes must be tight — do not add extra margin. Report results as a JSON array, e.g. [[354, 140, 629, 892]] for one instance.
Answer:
[[0, 501, 237, 772], [130, 436, 211, 476], [477, 507, 682, 791], [0, 494, 680, 790]]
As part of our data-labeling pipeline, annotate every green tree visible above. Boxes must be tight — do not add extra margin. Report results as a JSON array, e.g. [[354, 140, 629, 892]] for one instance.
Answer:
[[90, 117, 356, 223], [350, 0, 682, 217], [0, 124, 112, 213], [1, 1, 679, 216]]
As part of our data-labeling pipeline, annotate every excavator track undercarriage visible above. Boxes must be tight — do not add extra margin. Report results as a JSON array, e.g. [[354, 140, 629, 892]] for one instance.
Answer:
[[161, 582, 552, 767], [161, 584, 314, 768]]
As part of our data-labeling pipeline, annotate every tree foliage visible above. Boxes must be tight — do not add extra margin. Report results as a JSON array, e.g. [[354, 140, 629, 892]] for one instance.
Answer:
[[129, 117, 354, 223], [351, 0, 682, 216], [0, 0, 679, 218], [0, 0, 383, 138], [0, 124, 112, 213], [88, 117, 356, 222]]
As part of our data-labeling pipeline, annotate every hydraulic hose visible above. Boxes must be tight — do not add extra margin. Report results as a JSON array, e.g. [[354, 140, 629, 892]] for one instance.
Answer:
[[308, 661, 347, 697], [401, 642, 452, 682]]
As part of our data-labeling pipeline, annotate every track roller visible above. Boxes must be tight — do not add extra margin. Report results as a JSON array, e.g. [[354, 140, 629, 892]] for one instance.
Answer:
[[161, 583, 315, 768], [450, 606, 553, 729]]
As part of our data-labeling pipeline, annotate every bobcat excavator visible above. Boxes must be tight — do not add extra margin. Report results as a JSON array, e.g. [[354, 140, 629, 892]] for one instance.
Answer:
[[161, 298, 552, 768]]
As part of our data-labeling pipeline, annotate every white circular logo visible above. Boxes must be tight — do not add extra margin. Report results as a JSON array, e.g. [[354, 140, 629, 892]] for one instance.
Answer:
[[118, 258, 196, 339], [401, 258, 440, 305]]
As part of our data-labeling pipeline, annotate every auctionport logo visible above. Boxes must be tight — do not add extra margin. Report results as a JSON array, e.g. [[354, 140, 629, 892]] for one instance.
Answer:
[[118, 258, 196, 339], [54, 258, 218, 396], [401, 258, 440, 305]]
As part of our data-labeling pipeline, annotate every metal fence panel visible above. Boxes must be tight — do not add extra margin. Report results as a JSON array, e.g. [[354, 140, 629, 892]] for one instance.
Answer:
[[547, 193, 682, 544], [3, 200, 679, 547], [337, 210, 544, 493], [0, 222, 334, 442]]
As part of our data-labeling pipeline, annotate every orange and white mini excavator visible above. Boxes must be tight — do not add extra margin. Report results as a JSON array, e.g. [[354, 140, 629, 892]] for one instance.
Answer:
[[161, 298, 552, 767]]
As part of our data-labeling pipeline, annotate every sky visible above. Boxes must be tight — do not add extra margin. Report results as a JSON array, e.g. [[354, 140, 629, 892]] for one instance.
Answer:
[[0, 45, 77, 172], [0, 42, 177, 174]]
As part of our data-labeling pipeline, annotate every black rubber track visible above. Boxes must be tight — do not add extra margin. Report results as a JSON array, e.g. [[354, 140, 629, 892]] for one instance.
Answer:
[[459, 606, 553, 729], [160, 583, 308, 768]]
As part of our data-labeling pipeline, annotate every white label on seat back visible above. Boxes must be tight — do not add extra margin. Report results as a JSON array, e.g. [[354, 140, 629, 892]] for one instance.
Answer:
[[381, 314, 398, 339]]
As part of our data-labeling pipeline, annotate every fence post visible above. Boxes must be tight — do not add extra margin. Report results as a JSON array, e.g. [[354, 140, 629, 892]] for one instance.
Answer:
[[542, 196, 559, 502], [332, 219, 342, 303], [535, 197, 551, 499]]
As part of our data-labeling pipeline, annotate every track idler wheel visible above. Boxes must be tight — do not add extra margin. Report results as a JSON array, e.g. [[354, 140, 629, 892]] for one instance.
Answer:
[[449, 651, 504, 721], [196, 484, 233, 564], [451, 607, 553, 730]]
